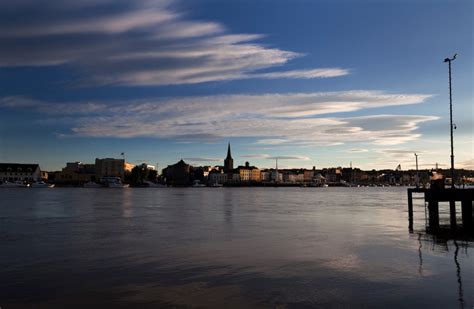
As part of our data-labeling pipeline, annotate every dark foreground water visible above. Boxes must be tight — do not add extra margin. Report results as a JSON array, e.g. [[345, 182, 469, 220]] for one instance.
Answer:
[[0, 187, 472, 308]]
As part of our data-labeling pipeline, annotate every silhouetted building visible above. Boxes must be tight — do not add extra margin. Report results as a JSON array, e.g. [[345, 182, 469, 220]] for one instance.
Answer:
[[164, 159, 191, 186], [190, 166, 213, 184], [224, 143, 234, 174], [95, 158, 125, 181], [56, 162, 96, 185], [0, 163, 41, 182]]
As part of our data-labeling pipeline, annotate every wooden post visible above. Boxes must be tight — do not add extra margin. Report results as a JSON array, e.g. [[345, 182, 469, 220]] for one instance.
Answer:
[[450, 198, 457, 229], [461, 200, 472, 230], [428, 199, 439, 230], [408, 189, 413, 231]]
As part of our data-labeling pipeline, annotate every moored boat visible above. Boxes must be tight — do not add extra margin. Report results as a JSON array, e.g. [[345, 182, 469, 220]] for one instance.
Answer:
[[0, 181, 29, 188], [100, 177, 129, 188], [31, 181, 54, 188], [83, 181, 103, 188]]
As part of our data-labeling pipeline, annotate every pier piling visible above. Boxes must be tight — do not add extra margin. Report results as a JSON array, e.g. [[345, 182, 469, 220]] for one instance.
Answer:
[[449, 199, 457, 229], [461, 200, 472, 230], [408, 190, 414, 231], [428, 199, 440, 230], [408, 188, 473, 231]]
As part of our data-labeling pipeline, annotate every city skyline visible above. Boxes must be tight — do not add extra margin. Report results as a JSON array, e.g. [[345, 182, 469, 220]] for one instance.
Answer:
[[0, 0, 472, 171]]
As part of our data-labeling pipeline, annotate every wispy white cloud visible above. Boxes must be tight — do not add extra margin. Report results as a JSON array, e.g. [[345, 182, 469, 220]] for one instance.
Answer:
[[0, 0, 347, 85], [240, 154, 310, 161], [252, 68, 350, 79], [182, 157, 221, 162], [348, 148, 369, 153], [240, 154, 272, 159], [0, 91, 437, 147], [267, 156, 310, 161]]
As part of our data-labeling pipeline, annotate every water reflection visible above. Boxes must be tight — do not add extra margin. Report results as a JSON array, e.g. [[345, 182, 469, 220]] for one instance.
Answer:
[[121, 188, 133, 218], [0, 187, 473, 308], [417, 233, 423, 277], [454, 241, 465, 309], [410, 231, 471, 309]]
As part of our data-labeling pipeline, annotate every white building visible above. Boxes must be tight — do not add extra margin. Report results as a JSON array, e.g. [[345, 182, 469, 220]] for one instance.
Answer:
[[0, 163, 41, 182], [208, 171, 228, 185]]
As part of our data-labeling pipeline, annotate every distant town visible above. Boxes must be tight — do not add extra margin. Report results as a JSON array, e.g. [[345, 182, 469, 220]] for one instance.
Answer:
[[1, 143, 473, 188]]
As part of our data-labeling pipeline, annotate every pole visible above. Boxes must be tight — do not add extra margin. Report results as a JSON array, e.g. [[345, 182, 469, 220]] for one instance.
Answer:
[[448, 60, 455, 188], [414, 153, 419, 188], [444, 54, 456, 188]]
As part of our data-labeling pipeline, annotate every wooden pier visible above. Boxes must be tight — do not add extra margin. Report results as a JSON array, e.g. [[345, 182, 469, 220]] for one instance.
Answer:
[[408, 188, 473, 231]]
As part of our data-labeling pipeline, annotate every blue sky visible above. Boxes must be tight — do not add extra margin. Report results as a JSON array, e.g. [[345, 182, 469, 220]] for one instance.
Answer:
[[0, 0, 472, 171]]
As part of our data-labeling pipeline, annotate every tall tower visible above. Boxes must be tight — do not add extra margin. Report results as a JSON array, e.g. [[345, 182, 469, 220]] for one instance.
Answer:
[[224, 142, 234, 173]]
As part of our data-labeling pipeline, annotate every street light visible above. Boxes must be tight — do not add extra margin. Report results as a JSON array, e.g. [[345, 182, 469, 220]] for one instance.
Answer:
[[444, 54, 457, 188], [414, 153, 419, 188]]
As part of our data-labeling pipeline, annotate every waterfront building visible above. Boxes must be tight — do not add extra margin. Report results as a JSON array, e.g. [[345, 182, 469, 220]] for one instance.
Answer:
[[231, 172, 241, 182], [304, 167, 316, 183], [237, 162, 261, 182], [56, 162, 96, 185], [283, 171, 294, 183], [0, 163, 41, 182], [324, 167, 342, 183], [208, 170, 228, 185], [190, 166, 213, 184], [95, 158, 125, 181], [270, 169, 283, 182], [163, 159, 192, 186], [260, 170, 271, 182], [313, 173, 326, 185]]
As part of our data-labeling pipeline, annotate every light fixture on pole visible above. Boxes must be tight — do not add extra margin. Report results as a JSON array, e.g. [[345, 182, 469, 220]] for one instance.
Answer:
[[443, 53, 457, 188]]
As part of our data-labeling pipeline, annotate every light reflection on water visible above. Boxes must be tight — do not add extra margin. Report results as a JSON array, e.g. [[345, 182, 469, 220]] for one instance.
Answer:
[[0, 187, 472, 308]]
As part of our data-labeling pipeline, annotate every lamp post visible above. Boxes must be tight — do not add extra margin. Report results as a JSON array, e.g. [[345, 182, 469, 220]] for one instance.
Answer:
[[414, 153, 419, 188], [444, 54, 457, 188]]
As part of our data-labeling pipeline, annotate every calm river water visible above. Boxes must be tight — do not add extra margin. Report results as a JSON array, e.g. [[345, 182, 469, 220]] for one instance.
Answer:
[[0, 187, 472, 308]]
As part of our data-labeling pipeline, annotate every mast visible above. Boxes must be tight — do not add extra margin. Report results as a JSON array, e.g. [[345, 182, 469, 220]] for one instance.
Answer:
[[275, 158, 279, 183]]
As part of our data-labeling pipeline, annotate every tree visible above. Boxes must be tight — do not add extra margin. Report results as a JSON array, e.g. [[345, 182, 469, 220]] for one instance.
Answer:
[[131, 164, 149, 186]]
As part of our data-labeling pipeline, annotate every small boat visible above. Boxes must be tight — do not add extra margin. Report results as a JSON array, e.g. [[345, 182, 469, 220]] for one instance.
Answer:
[[209, 183, 223, 187], [0, 181, 28, 188], [143, 181, 167, 188], [31, 181, 54, 188], [108, 182, 130, 188], [100, 177, 129, 188], [83, 181, 103, 188], [192, 180, 206, 187]]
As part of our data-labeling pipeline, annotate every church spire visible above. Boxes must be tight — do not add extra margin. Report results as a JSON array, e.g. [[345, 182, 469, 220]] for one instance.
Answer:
[[224, 142, 234, 173], [226, 142, 232, 159]]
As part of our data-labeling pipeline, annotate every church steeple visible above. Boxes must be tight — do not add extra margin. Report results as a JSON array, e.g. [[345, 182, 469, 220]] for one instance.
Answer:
[[224, 142, 234, 173], [226, 142, 232, 160]]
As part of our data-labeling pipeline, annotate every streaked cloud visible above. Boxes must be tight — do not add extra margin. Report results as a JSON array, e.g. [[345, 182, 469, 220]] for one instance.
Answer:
[[267, 156, 310, 161], [0, 90, 438, 148], [240, 154, 272, 159], [348, 148, 369, 153], [0, 0, 348, 85], [253, 68, 350, 79], [240, 154, 310, 161], [182, 157, 221, 162]]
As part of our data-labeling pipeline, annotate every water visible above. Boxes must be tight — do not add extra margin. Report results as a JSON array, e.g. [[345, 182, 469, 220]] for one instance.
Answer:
[[0, 187, 472, 308]]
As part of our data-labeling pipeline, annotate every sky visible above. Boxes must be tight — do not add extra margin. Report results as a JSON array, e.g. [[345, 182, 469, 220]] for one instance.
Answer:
[[0, 0, 472, 171]]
